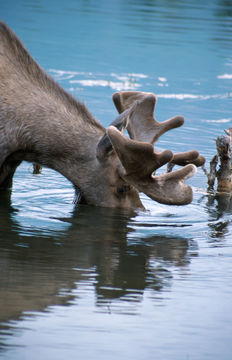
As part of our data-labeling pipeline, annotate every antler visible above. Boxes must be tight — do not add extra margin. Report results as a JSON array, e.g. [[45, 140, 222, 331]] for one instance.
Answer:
[[97, 91, 182, 159], [96, 91, 205, 205], [107, 126, 196, 205], [112, 91, 205, 168]]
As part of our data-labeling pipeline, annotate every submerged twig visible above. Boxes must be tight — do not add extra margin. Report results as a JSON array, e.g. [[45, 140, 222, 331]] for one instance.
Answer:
[[203, 128, 232, 193]]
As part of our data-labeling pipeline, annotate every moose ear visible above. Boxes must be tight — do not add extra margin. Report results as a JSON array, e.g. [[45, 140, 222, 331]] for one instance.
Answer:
[[96, 107, 131, 160]]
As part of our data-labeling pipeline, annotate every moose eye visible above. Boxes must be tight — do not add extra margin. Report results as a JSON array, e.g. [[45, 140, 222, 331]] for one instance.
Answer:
[[117, 185, 130, 195]]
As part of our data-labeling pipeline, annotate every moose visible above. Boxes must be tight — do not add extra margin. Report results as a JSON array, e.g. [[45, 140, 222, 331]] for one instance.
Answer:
[[0, 20, 205, 209]]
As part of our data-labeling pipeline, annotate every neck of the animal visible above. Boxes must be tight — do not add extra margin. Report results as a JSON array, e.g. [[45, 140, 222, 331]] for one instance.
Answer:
[[7, 91, 106, 199]]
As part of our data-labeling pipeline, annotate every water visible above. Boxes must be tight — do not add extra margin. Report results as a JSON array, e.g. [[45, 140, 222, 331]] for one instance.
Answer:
[[0, 0, 232, 359]]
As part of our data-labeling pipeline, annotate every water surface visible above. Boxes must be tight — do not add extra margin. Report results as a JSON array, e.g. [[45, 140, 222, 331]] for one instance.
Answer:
[[0, 1, 232, 359]]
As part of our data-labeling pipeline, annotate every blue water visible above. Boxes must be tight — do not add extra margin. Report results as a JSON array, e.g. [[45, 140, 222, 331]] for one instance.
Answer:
[[0, 0, 232, 359]]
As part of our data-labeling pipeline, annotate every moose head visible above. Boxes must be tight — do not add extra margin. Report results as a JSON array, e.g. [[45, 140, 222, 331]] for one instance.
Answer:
[[0, 21, 205, 209], [95, 91, 205, 208]]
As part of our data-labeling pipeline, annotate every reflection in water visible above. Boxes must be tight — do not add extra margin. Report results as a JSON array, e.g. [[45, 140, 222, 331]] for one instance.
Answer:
[[0, 200, 193, 346], [202, 191, 232, 241], [215, 0, 232, 18]]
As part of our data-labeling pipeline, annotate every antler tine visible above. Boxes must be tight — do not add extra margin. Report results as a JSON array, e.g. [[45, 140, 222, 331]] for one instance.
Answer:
[[170, 151, 205, 167], [145, 164, 197, 205], [107, 126, 197, 205], [112, 91, 149, 114]]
